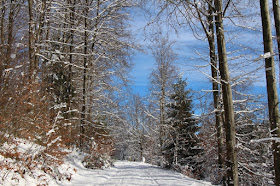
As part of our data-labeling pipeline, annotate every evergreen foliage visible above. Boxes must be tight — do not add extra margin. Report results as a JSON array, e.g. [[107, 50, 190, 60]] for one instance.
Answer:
[[164, 77, 203, 176]]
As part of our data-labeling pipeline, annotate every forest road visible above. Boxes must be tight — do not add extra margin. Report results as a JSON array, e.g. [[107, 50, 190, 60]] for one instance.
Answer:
[[61, 161, 212, 186]]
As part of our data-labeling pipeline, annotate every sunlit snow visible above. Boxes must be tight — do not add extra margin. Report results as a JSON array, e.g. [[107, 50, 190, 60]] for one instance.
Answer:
[[62, 161, 212, 186]]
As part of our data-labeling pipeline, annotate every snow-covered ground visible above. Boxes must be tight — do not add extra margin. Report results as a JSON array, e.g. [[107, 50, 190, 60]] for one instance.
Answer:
[[60, 161, 212, 186], [1, 147, 212, 186]]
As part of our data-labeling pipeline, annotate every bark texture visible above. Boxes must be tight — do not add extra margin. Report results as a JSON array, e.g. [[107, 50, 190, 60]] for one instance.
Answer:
[[214, 0, 238, 185], [81, 0, 89, 149], [28, 0, 35, 81], [194, 1, 224, 177], [206, 1, 224, 172], [272, 0, 280, 88], [261, 0, 280, 185]]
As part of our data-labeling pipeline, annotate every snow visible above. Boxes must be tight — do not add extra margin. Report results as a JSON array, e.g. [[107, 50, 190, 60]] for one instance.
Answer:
[[10, 54, 16, 59], [251, 137, 280, 143], [1, 147, 212, 186], [60, 161, 212, 186], [254, 52, 274, 61]]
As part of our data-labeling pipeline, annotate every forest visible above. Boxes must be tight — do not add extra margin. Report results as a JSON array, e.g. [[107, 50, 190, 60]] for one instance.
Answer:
[[0, 0, 280, 186]]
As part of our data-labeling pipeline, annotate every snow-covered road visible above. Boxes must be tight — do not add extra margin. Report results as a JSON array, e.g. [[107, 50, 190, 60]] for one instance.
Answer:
[[62, 161, 212, 186]]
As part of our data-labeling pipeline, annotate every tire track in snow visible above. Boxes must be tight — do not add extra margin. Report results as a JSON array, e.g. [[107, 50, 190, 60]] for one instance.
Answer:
[[62, 161, 212, 186], [143, 167, 160, 185]]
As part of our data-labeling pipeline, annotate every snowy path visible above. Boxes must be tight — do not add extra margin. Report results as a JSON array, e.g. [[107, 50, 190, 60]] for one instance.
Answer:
[[61, 161, 212, 186]]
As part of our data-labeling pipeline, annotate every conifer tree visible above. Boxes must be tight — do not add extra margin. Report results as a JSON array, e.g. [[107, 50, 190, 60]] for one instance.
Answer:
[[164, 77, 202, 176]]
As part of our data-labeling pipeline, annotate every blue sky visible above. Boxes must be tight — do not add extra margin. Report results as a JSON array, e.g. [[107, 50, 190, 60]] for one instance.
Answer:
[[128, 4, 279, 101], [128, 15, 212, 96]]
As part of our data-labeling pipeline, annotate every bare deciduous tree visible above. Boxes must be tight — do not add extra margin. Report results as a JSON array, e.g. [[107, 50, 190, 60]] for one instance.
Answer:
[[214, 0, 238, 185], [260, 0, 280, 185], [149, 33, 179, 166]]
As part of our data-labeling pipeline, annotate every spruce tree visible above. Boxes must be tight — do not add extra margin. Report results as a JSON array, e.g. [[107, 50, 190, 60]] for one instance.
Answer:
[[164, 77, 202, 175]]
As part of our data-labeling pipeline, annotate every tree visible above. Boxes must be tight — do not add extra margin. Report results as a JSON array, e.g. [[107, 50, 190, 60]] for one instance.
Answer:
[[27, 0, 49, 82], [231, 81, 273, 185], [149, 33, 179, 166], [1, 0, 22, 88], [272, 0, 280, 88], [143, 0, 226, 180], [40, 0, 135, 150], [260, 0, 280, 185], [80, 0, 89, 149], [120, 94, 148, 161], [214, 0, 238, 185], [164, 77, 203, 177], [192, 0, 224, 178], [0, 0, 6, 85], [142, 1, 238, 182]]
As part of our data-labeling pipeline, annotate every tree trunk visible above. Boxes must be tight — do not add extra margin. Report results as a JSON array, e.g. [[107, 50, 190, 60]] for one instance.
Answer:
[[194, 1, 224, 174], [0, 0, 6, 85], [2, 0, 15, 89], [28, 0, 35, 82], [159, 82, 166, 165], [80, 0, 88, 149], [272, 0, 280, 87], [34, 0, 47, 76], [261, 0, 280, 185], [6, 0, 14, 70], [63, 0, 76, 145], [36, 0, 48, 79], [67, 0, 75, 120], [206, 1, 224, 174], [214, 0, 238, 185], [174, 127, 179, 165], [0, 0, 4, 45]]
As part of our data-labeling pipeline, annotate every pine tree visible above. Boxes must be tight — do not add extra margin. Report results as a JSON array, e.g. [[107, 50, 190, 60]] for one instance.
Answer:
[[164, 77, 202, 176]]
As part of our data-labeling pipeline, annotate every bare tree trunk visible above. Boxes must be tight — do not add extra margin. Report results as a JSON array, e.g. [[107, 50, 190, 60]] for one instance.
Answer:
[[214, 0, 238, 185], [66, 0, 75, 121], [0, 0, 4, 45], [261, 0, 280, 185], [159, 90, 163, 164], [28, 0, 47, 82], [193, 1, 224, 176], [0, 0, 6, 85], [28, 0, 35, 82], [140, 128, 144, 161], [66, 0, 75, 144], [159, 78, 166, 166], [6, 0, 15, 71], [206, 1, 224, 175], [272, 0, 280, 88], [34, 0, 47, 76], [80, 0, 89, 149], [2, 0, 16, 89], [174, 126, 179, 165], [36, 0, 49, 79]]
